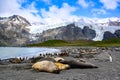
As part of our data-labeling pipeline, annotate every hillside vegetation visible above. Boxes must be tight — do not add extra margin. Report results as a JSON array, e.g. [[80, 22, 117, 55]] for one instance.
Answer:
[[27, 38, 120, 47], [91, 38, 120, 47], [28, 39, 93, 47]]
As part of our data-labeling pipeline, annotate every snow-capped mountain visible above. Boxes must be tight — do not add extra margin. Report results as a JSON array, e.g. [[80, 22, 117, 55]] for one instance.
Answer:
[[73, 17, 120, 41], [0, 15, 30, 46], [0, 15, 120, 46], [0, 15, 31, 26], [29, 17, 120, 41], [29, 17, 120, 32]]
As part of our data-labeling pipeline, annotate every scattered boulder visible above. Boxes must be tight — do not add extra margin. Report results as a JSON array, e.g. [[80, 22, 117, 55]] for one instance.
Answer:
[[94, 52, 112, 62], [9, 58, 21, 63]]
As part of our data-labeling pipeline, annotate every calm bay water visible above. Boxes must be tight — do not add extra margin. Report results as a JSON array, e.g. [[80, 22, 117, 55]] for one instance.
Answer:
[[0, 47, 60, 59]]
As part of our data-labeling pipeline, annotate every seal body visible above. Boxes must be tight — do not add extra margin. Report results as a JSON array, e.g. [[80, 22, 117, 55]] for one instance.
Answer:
[[55, 62, 70, 70], [32, 60, 59, 73], [54, 57, 64, 62], [60, 60, 98, 68]]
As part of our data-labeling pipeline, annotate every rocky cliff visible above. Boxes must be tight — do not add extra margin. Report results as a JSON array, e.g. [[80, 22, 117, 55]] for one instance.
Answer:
[[36, 23, 96, 42], [103, 30, 120, 40], [0, 15, 31, 46]]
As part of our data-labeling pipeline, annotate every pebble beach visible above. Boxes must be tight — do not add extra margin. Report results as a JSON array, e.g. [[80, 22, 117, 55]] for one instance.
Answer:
[[0, 47, 120, 80]]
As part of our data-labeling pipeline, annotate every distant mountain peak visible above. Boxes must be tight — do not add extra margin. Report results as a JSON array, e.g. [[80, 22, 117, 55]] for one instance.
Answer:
[[8, 15, 31, 26], [9, 15, 20, 18], [0, 15, 31, 26], [0, 15, 31, 46]]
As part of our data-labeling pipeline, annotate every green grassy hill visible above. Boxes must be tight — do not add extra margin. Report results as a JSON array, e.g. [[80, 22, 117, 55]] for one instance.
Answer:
[[28, 39, 93, 47], [27, 38, 120, 47], [28, 40, 69, 47], [91, 38, 120, 47]]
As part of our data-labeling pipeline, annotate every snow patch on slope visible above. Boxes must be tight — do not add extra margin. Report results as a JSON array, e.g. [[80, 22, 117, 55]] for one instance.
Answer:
[[74, 17, 120, 41], [92, 26, 120, 41], [29, 22, 71, 34], [28, 17, 120, 41]]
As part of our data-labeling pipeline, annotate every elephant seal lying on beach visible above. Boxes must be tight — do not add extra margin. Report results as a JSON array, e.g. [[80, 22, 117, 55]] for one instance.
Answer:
[[59, 60, 98, 68], [54, 57, 98, 68], [32, 60, 59, 73]]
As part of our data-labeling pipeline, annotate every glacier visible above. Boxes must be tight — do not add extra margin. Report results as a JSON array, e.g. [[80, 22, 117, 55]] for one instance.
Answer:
[[28, 17, 120, 41]]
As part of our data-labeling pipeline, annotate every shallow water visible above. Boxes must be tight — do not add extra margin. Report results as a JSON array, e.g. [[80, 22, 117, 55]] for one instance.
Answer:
[[0, 47, 60, 59]]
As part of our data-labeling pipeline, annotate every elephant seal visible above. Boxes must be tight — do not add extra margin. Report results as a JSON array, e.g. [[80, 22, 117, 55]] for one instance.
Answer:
[[59, 60, 98, 68], [54, 57, 64, 62], [55, 62, 70, 70], [32, 60, 59, 73]]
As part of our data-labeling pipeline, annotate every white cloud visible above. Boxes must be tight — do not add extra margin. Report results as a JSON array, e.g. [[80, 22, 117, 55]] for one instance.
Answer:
[[92, 8, 107, 17], [0, 0, 80, 28], [40, 3, 79, 25], [100, 0, 120, 10], [78, 0, 89, 8], [0, 0, 42, 23], [0, 0, 20, 13]]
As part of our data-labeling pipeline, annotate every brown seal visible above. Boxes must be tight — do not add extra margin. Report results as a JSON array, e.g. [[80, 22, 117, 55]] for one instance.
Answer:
[[59, 60, 98, 68], [32, 60, 60, 73], [55, 62, 70, 70]]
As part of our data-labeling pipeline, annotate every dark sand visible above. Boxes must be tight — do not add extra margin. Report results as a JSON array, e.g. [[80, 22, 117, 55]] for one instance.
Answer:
[[0, 47, 120, 80]]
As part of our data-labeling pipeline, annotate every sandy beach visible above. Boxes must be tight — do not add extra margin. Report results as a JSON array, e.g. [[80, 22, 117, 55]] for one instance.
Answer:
[[0, 47, 120, 80]]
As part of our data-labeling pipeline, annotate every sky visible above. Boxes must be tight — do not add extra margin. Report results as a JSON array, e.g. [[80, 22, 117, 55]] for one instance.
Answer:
[[0, 0, 120, 23]]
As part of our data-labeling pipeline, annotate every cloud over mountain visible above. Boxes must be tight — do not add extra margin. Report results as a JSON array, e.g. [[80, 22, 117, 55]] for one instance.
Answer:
[[100, 0, 120, 10], [0, 0, 41, 22], [0, 0, 120, 24]]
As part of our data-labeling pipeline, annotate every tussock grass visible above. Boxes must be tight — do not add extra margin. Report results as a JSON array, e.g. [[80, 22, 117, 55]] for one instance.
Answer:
[[27, 38, 120, 47]]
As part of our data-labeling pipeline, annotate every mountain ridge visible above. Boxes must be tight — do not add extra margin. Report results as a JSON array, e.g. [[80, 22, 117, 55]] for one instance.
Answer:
[[0, 15, 120, 46], [35, 23, 96, 42], [30, 17, 120, 41], [0, 15, 30, 46], [29, 17, 120, 34]]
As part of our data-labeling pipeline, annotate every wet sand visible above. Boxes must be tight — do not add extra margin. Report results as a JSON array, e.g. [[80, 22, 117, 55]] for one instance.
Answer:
[[0, 47, 120, 80]]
